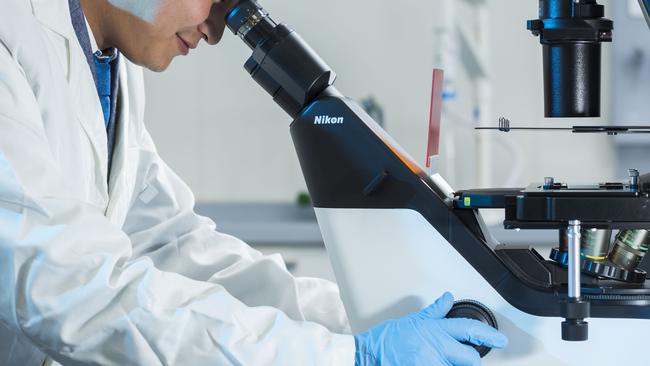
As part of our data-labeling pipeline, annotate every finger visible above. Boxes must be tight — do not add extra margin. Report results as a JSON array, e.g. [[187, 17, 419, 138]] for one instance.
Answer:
[[414, 292, 455, 320], [440, 336, 482, 366], [438, 318, 508, 349]]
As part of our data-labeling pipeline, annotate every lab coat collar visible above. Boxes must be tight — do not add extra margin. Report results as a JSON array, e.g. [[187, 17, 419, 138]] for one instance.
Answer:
[[85, 17, 100, 55], [30, 0, 76, 41], [106, 62, 130, 221]]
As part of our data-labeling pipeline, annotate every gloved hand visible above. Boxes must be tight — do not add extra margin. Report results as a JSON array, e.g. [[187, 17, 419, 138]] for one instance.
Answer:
[[354, 292, 508, 366]]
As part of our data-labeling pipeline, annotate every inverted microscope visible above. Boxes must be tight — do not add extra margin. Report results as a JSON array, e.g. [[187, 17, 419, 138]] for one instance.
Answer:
[[225, 1, 650, 364]]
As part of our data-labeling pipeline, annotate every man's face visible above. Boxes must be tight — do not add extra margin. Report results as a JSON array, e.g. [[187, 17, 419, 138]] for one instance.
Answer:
[[108, 0, 235, 72]]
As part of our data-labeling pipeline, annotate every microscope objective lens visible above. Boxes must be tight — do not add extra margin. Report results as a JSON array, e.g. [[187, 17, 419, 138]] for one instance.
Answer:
[[580, 229, 611, 261], [608, 230, 650, 271]]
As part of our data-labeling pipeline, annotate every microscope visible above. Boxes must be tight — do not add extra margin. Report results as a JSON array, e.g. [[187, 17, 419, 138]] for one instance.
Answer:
[[225, 1, 650, 364]]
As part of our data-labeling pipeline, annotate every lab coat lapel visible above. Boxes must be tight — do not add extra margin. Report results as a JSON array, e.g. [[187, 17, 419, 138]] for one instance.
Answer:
[[30, 0, 110, 201], [106, 58, 131, 224], [30, 0, 73, 40]]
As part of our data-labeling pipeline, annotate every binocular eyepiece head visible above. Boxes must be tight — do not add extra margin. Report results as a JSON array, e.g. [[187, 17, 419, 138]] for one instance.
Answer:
[[224, 0, 336, 118]]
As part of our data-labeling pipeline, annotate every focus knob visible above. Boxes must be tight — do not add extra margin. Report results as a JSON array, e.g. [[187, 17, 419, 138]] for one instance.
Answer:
[[446, 300, 498, 358]]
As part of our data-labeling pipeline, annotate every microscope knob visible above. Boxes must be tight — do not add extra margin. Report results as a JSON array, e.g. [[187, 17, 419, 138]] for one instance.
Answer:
[[446, 299, 498, 358]]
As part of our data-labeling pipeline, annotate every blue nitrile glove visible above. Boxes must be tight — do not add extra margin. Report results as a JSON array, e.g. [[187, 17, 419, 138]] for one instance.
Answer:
[[354, 292, 508, 366]]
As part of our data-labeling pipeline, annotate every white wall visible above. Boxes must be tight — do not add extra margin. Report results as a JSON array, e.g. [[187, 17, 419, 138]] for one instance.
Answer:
[[143, 0, 619, 203]]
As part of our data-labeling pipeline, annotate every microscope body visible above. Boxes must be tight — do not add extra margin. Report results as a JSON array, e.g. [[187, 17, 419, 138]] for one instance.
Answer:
[[225, 0, 650, 364], [290, 85, 650, 366]]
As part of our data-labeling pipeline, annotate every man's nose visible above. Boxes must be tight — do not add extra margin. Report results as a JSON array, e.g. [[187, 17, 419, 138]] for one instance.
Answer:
[[198, 2, 230, 46]]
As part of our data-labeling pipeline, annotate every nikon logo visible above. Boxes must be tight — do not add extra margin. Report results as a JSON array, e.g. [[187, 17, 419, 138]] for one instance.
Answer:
[[314, 115, 344, 125]]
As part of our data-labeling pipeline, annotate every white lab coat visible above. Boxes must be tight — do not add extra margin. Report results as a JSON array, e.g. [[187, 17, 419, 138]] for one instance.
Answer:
[[0, 0, 355, 365]]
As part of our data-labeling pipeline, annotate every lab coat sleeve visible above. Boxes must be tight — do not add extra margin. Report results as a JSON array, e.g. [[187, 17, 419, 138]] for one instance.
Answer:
[[121, 69, 351, 335], [0, 45, 355, 365]]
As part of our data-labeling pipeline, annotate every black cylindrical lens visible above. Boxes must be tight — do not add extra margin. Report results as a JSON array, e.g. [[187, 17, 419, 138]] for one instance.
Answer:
[[543, 42, 602, 118], [528, 0, 613, 118]]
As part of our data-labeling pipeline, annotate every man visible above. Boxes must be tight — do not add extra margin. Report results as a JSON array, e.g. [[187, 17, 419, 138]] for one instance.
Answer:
[[0, 0, 507, 364]]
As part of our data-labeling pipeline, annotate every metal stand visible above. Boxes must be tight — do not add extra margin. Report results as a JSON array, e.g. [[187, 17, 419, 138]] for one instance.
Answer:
[[560, 220, 590, 341], [568, 221, 581, 300]]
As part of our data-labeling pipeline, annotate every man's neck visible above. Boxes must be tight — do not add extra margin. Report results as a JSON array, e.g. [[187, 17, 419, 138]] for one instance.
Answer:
[[79, 0, 112, 51]]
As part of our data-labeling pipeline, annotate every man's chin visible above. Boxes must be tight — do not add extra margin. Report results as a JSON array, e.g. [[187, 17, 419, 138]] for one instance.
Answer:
[[123, 52, 172, 72], [143, 57, 172, 73]]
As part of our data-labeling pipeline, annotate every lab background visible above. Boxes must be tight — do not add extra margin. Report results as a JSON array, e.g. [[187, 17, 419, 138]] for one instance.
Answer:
[[143, 0, 649, 282]]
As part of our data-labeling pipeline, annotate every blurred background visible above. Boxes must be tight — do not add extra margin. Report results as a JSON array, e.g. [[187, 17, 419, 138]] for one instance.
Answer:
[[142, 0, 650, 280]]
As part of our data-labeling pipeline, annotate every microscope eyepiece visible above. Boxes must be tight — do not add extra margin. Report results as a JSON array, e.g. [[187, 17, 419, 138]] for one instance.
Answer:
[[225, 0, 336, 118], [528, 0, 613, 118], [226, 0, 278, 49]]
